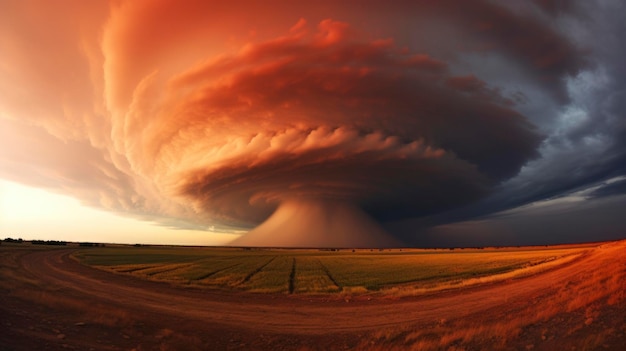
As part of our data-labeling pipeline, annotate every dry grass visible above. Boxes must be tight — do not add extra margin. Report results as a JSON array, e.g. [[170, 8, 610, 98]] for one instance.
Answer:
[[77, 245, 592, 295], [2, 241, 623, 350], [385, 251, 584, 297], [294, 257, 341, 293], [360, 241, 626, 350]]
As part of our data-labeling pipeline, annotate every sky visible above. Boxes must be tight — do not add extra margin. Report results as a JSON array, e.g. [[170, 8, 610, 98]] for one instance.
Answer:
[[0, 0, 625, 247]]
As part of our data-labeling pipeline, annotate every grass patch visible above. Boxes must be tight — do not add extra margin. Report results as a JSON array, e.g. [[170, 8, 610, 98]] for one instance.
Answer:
[[295, 257, 341, 293], [75, 245, 594, 294]]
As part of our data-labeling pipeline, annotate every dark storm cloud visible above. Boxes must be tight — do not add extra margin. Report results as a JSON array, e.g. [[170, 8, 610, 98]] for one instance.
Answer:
[[365, 0, 588, 102], [589, 179, 626, 199], [2, 0, 615, 246], [172, 21, 540, 230], [416, 181, 626, 248], [482, 1, 626, 210], [182, 145, 490, 227], [531, 0, 579, 17], [387, 1, 626, 246]]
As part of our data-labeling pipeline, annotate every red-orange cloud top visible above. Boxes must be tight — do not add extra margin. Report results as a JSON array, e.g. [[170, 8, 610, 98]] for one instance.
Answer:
[[0, 0, 590, 246]]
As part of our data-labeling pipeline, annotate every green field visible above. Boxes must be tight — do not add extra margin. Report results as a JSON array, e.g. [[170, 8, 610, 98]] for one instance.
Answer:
[[73, 245, 591, 294]]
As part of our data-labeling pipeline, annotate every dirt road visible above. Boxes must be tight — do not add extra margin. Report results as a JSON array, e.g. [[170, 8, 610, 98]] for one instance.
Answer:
[[1, 241, 624, 350]]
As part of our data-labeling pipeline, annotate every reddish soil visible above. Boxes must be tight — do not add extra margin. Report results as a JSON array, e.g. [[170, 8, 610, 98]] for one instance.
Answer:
[[1, 241, 624, 350]]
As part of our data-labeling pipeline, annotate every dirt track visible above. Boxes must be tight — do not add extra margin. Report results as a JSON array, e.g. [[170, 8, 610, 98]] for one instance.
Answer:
[[1, 241, 625, 350]]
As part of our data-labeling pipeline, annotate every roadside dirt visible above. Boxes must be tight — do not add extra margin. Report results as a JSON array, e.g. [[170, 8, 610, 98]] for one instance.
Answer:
[[1, 241, 624, 350]]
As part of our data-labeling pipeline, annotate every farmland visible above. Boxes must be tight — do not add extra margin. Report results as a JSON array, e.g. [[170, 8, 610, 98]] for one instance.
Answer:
[[1, 240, 624, 350], [73, 244, 591, 294]]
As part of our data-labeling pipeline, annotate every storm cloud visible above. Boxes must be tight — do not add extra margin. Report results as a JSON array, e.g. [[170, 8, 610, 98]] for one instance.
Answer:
[[1, 1, 622, 247]]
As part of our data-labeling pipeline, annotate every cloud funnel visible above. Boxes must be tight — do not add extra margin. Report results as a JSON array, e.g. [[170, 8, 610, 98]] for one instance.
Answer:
[[169, 20, 540, 246], [230, 200, 397, 248]]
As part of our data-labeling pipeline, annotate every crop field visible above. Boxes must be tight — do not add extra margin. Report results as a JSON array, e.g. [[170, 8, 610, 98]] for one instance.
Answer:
[[3, 240, 624, 350], [73, 244, 593, 294]]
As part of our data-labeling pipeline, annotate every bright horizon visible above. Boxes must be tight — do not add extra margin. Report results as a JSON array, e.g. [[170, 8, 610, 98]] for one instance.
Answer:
[[0, 179, 237, 245]]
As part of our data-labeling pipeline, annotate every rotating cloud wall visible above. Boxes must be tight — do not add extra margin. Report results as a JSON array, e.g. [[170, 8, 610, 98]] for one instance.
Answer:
[[2, 1, 595, 247]]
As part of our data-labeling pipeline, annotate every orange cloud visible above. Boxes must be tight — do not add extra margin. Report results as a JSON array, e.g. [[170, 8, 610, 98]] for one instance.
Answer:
[[1, 0, 588, 246]]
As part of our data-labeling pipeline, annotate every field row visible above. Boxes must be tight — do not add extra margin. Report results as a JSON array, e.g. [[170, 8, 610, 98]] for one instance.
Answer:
[[73, 246, 590, 294]]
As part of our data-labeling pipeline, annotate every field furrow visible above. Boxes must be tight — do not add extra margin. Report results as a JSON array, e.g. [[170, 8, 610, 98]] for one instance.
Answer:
[[288, 258, 296, 294], [293, 258, 340, 293], [75, 246, 595, 294], [242, 256, 291, 292], [109, 264, 160, 273], [141, 263, 195, 277], [198, 255, 276, 287], [168, 256, 247, 283]]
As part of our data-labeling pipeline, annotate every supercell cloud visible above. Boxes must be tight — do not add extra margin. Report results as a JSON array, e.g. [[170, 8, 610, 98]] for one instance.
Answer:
[[1, 1, 623, 246]]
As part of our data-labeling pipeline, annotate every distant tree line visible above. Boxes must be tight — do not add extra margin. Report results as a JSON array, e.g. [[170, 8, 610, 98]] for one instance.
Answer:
[[79, 242, 105, 247], [2, 238, 105, 247], [31, 240, 68, 246]]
